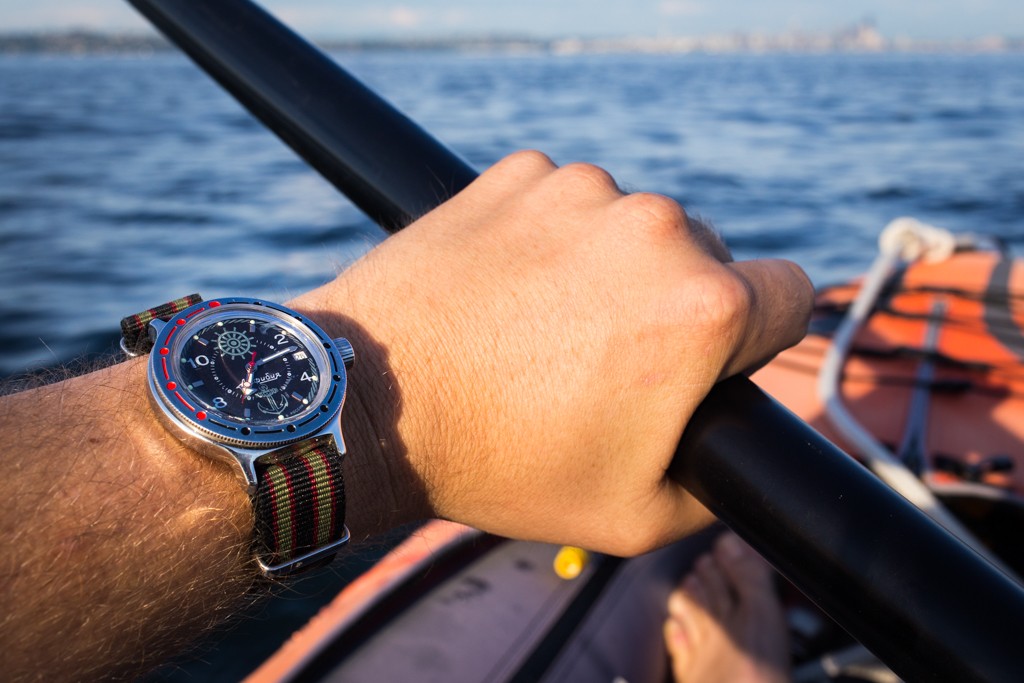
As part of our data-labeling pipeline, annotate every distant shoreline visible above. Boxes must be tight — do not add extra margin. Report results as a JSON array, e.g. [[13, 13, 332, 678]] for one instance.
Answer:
[[1, 28, 1021, 56]]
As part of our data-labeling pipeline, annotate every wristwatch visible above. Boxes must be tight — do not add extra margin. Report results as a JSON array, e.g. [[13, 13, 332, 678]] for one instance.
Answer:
[[121, 294, 354, 577]]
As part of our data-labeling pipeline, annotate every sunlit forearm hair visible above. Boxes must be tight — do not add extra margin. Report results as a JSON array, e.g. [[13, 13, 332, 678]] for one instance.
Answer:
[[0, 306, 405, 682], [0, 359, 256, 681]]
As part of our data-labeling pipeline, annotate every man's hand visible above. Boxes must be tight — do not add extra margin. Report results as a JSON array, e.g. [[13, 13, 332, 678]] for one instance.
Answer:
[[298, 150, 813, 556], [1, 151, 812, 680]]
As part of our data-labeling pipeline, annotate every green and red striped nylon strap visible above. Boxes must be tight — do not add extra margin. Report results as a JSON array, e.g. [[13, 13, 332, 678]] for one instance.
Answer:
[[254, 438, 346, 569], [120, 293, 203, 354], [121, 296, 347, 573]]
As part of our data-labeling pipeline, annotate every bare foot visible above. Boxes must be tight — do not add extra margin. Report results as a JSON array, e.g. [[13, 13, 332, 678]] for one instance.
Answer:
[[664, 533, 790, 683]]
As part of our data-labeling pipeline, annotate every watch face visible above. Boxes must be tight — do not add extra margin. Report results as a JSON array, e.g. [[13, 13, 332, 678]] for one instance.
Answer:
[[177, 314, 323, 425], [148, 298, 347, 448]]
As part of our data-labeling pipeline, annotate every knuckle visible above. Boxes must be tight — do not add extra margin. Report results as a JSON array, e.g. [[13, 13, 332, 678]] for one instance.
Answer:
[[483, 150, 556, 185], [696, 269, 755, 337], [504, 148, 556, 172], [617, 192, 688, 239], [555, 162, 621, 195]]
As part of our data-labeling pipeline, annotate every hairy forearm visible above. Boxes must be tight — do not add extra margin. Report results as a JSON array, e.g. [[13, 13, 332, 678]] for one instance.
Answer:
[[0, 287, 415, 681], [0, 360, 254, 680], [0, 151, 813, 681]]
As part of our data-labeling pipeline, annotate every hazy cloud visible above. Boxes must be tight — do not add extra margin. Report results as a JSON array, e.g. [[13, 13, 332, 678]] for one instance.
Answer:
[[658, 1, 703, 17], [387, 6, 421, 28], [0, 3, 145, 30], [0, 0, 1018, 40], [440, 9, 469, 28]]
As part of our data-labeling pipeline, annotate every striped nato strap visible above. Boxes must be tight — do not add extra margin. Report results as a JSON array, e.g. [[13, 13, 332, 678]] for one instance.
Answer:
[[120, 294, 203, 355], [122, 295, 347, 574], [254, 437, 347, 571]]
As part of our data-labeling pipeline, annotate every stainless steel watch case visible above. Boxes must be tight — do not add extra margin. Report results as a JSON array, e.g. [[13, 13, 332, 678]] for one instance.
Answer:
[[140, 297, 354, 493]]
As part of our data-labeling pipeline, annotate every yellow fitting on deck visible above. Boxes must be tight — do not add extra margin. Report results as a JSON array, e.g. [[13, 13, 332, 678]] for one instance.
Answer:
[[553, 546, 590, 580]]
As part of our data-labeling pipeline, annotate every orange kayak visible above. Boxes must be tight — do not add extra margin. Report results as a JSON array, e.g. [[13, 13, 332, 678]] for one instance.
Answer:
[[761, 249, 1024, 491]]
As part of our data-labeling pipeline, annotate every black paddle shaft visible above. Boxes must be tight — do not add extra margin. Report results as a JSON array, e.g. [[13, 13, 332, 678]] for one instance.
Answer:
[[125, 1, 1024, 681], [127, 0, 476, 231]]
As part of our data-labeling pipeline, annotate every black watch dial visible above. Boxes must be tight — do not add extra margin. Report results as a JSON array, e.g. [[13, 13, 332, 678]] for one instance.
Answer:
[[149, 298, 347, 449], [176, 313, 325, 425]]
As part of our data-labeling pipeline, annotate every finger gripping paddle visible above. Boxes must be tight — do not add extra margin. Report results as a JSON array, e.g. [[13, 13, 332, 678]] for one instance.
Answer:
[[125, 2, 1024, 681]]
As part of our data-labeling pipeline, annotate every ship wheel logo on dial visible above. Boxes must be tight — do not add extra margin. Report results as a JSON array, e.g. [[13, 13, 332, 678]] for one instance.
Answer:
[[216, 329, 252, 358]]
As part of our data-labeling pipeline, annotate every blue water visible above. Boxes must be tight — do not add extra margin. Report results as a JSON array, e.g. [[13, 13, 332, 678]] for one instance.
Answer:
[[2, 51, 1023, 378], [2, 49, 1023, 679]]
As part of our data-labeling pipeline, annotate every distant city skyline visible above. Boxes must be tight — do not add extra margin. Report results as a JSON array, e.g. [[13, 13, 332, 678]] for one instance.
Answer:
[[0, 1, 1021, 41]]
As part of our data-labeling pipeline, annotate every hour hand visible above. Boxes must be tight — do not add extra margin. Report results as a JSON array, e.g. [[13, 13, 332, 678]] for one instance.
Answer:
[[238, 352, 258, 397]]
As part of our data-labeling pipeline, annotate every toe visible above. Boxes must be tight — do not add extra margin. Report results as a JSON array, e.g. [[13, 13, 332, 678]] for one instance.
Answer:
[[695, 553, 733, 618], [665, 534, 791, 683], [714, 533, 774, 600], [665, 580, 705, 676], [670, 572, 715, 642], [663, 611, 691, 670]]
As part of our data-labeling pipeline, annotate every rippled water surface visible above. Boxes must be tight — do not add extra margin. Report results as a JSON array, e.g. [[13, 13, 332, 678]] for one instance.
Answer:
[[1, 51, 1023, 376]]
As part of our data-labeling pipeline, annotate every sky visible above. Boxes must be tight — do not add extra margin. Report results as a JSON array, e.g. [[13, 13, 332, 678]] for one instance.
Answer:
[[0, 1, 1021, 41]]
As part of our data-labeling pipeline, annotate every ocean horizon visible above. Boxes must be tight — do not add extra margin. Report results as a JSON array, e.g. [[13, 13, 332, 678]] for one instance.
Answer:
[[2, 50, 1022, 380]]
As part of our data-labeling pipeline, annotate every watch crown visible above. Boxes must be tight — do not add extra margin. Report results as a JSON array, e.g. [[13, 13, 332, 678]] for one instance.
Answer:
[[334, 337, 355, 369]]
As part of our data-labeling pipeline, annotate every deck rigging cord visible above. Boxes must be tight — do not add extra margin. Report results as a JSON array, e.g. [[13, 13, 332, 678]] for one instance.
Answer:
[[817, 218, 1019, 578]]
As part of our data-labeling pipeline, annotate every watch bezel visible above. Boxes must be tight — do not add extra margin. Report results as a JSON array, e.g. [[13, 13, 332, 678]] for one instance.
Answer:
[[147, 297, 347, 451]]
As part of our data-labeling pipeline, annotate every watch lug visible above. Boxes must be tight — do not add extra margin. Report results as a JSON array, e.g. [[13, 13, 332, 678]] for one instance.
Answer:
[[324, 419, 347, 457], [148, 317, 167, 340], [210, 442, 260, 494], [233, 449, 261, 494], [220, 426, 346, 496]]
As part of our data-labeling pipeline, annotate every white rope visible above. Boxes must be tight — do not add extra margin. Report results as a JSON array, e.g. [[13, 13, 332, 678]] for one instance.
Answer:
[[817, 218, 1018, 579]]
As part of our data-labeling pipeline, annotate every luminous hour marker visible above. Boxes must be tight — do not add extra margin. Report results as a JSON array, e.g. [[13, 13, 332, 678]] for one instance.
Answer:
[[243, 408, 251, 418], [193, 336, 209, 346], [290, 392, 305, 402], [189, 380, 204, 388]]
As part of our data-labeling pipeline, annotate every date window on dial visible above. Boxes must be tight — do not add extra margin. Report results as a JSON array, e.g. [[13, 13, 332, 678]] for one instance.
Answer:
[[292, 351, 308, 361]]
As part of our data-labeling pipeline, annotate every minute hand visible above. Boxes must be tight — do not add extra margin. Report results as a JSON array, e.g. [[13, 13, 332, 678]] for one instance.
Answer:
[[256, 345, 297, 366]]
